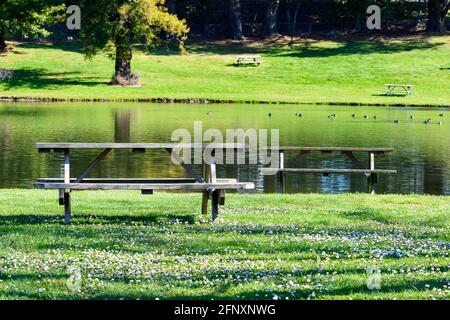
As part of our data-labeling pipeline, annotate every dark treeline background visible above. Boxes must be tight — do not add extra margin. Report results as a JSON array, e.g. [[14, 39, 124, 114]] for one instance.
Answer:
[[165, 0, 441, 39], [14, 0, 450, 43]]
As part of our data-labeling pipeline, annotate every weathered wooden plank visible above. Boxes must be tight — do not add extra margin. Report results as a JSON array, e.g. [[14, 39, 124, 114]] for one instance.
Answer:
[[261, 168, 397, 174], [38, 178, 198, 183], [263, 147, 394, 153], [37, 143, 246, 150], [35, 182, 255, 190]]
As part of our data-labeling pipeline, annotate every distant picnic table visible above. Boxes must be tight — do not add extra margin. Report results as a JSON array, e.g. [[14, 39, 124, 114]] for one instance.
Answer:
[[260, 147, 397, 194], [385, 84, 414, 95], [36, 143, 254, 224], [236, 55, 261, 66]]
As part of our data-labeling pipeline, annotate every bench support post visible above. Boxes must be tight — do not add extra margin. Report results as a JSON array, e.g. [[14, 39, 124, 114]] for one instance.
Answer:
[[76, 148, 112, 183], [63, 149, 71, 224], [201, 162, 211, 215], [211, 189, 220, 221], [64, 192, 71, 224], [278, 152, 286, 194], [59, 189, 65, 205], [367, 152, 376, 194]]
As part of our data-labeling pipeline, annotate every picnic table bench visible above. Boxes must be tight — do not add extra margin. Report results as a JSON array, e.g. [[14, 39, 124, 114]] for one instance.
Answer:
[[384, 84, 414, 95], [236, 55, 261, 66], [260, 147, 397, 194], [36, 143, 254, 224]]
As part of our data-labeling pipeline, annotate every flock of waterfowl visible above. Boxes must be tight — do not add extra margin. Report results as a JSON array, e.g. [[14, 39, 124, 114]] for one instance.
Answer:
[[264, 111, 445, 125]]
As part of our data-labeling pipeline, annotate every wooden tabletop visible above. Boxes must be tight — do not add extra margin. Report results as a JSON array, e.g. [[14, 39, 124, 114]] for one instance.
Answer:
[[263, 147, 394, 153], [37, 143, 246, 151]]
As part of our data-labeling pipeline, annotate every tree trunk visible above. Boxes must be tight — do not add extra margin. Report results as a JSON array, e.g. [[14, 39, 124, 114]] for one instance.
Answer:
[[229, 0, 245, 40], [286, 2, 300, 34], [262, 0, 280, 38], [0, 27, 7, 52], [167, 0, 176, 15], [427, 0, 449, 32], [112, 43, 140, 86], [115, 45, 133, 79]]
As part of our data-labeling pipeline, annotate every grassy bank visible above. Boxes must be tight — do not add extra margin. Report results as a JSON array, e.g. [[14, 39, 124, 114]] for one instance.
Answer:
[[1, 35, 450, 106], [0, 190, 448, 300]]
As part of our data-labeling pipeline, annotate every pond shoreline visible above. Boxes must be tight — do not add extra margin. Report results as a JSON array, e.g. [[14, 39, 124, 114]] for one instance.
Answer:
[[1, 96, 449, 108]]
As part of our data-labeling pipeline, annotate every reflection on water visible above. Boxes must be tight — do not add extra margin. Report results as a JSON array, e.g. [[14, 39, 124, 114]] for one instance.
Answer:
[[0, 102, 449, 195]]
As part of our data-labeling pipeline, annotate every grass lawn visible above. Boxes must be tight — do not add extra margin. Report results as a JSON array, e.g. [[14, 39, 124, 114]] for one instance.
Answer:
[[0, 190, 448, 300], [0, 35, 450, 106]]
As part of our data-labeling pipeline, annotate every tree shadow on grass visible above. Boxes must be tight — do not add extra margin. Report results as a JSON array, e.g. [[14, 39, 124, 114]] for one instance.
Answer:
[[183, 37, 444, 59], [59, 274, 449, 300], [275, 39, 444, 58], [0, 212, 196, 226], [15, 42, 84, 54], [1, 69, 107, 90]]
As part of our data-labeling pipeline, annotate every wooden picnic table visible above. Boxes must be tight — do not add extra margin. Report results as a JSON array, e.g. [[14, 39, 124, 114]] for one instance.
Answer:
[[36, 143, 254, 224], [236, 55, 261, 66], [260, 147, 397, 194], [385, 84, 414, 95]]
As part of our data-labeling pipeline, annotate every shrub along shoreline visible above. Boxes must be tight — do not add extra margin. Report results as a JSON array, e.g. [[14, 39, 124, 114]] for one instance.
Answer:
[[1, 97, 449, 108]]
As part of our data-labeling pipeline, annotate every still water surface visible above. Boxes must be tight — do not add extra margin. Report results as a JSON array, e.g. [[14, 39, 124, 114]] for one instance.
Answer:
[[0, 102, 449, 194]]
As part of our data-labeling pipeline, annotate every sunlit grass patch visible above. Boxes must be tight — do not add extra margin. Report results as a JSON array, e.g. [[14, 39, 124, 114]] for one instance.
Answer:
[[0, 190, 448, 300]]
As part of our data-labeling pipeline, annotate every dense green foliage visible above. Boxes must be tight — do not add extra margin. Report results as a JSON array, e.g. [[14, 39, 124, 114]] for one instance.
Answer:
[[0, 190, 448, 299], [0, 0, 64, 51], [74, 0, 188, 84]]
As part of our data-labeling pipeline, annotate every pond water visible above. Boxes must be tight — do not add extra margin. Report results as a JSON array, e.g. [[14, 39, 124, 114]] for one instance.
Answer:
[[0, 102, 449, 195]]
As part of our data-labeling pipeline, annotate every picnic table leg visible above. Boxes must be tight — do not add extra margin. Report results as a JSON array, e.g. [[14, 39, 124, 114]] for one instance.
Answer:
[[386, 86, 392, 95], [211, 189, 220, 222], [63, 149, 71, 224], [209, 153, 218, 220], [59, 189, 64, 205], [278, 152, 286, 194], [367, 173, 378, 194], [64, 192, 71, 225], [367, 152, 377, 195], [201, 164, 211, 215], [219, 189, 226, 206]]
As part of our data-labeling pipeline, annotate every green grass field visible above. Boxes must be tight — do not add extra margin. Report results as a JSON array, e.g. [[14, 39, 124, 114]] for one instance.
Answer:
[[0, 190, 448, 300], [1, 35, 450, 106]]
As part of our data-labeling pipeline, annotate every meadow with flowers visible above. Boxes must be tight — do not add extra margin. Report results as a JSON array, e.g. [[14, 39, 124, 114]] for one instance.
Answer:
[[0, 190, 448, 300]]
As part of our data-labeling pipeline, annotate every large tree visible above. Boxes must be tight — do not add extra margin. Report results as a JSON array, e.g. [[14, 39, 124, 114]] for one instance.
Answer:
[[229, 0, 244, 40], [262, 0, 280, 38], [78, 0, 188, 86], [0, 0, 63, 52], [427, 0, 450, 32]]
